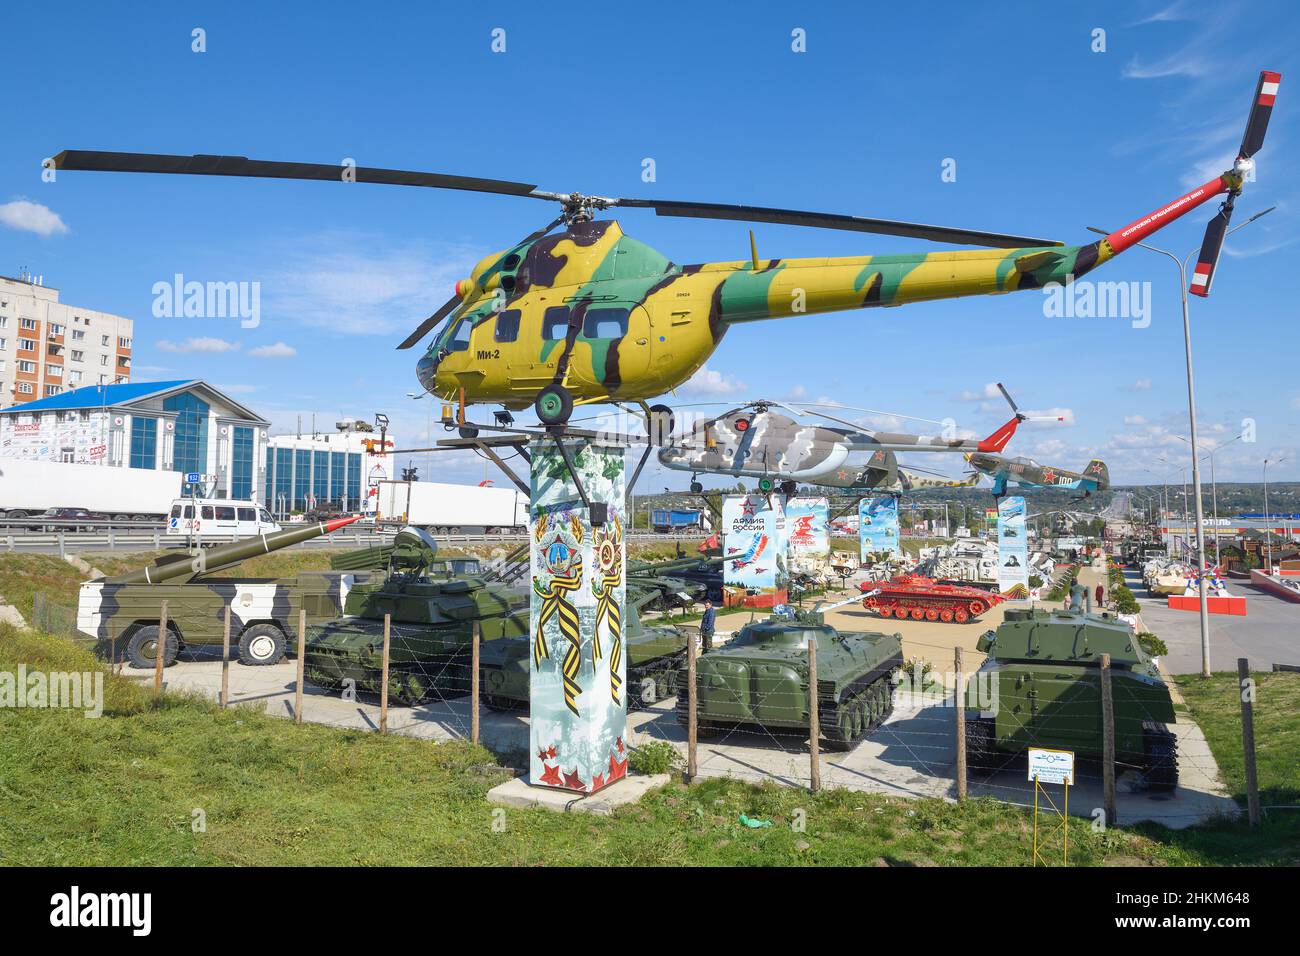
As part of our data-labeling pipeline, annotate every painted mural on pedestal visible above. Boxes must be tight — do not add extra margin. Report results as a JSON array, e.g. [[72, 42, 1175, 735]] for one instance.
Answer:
[[859, 495, 901, 561], [529, 441, 627, 794], [996, 495, 1029, 597], [721, 494, 788, 608], [786, 496, 830, 574]]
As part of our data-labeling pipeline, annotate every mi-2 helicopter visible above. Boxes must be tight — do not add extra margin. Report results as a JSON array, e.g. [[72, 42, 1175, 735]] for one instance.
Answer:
[[50, 71, 1278, 433]]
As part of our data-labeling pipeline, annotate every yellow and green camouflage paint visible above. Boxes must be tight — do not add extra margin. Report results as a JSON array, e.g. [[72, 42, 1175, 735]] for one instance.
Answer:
[[418, 220, 1110, 410]]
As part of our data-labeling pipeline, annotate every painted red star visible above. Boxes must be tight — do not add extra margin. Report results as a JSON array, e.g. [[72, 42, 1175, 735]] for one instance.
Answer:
[[537, 747, 549, 761], [590, 772, 605, 791], [608, 753, 628, 782], [616, 737, 625, 754], [1042, 468, 1057, 484], [538, 763, 562, 786], [562, 768, 586, 791], [546, 745, 557, 760], [741, 498, 758, 517]]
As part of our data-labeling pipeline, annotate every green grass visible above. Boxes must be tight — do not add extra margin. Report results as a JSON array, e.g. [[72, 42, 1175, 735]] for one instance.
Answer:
[[1, 621, 1296, 866]]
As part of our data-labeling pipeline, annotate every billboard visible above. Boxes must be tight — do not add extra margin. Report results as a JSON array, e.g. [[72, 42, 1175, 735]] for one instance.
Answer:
[[786, 496, 830, 572], [722, 494, 788, 608], [859, 495, 901, 560], [997, 495, 1029, 595]]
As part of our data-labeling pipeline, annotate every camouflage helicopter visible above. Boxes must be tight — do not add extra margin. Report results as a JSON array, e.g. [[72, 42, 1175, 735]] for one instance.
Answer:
[[966, 452, 1110, 499], [49, 71, 1278, 429], [656, 392, 1048, 494]]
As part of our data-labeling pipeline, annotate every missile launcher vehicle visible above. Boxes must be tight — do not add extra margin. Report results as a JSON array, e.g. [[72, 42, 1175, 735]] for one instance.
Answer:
[[302, 527, 527, 705], [676, 601, 903, 751], [965, 586, 1178, 790], [76, 516, 364, 669], [477, 583, 691, 712]]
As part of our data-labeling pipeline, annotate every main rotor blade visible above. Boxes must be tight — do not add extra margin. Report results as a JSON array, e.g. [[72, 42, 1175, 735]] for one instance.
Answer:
[[614, 198, 1061, 249], [1189, 196, 1235, 298], [52, 150, 539, 196]]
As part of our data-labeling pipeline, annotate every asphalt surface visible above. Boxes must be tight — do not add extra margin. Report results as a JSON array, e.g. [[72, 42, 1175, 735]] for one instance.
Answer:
[[1123, 566, 1300, 674]]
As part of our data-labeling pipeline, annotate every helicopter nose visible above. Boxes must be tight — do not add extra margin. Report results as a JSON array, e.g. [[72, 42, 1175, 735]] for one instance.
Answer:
[[415, 352, 439, 394]]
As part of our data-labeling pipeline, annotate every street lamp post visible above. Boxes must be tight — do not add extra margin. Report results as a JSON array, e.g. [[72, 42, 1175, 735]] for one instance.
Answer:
[[1263, 457, 1285, 571]]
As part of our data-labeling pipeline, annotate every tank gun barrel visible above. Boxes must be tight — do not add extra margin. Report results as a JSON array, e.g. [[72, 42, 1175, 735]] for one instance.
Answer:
[[110, 515, 362, 584]]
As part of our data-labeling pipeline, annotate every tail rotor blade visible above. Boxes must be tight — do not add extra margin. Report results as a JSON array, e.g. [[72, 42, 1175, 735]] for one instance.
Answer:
[[996, 382, 1022, 419], [1189, 197, 1234, 298], [1239, 71, 1282, 160]]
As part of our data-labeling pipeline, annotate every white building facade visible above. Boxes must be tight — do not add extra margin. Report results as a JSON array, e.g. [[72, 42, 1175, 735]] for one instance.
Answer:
[[265, 427, 395, 515]]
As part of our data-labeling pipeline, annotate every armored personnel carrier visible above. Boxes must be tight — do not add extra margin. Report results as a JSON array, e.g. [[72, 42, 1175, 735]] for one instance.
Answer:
[[478, 584, 691, 712], [965, 587, 1178, 790], [302, 527, 527, 705], [77, 516, 363, 668], [676, 602, 903, 751]]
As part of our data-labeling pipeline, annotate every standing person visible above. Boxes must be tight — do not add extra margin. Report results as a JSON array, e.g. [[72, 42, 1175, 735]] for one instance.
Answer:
[[1095, 582, 1105, 607], [699, 599, 716, 652]]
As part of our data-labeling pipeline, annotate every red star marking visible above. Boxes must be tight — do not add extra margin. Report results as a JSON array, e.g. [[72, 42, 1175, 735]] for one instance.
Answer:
[[537, 748, 549, 762], [538, 763, 562, 786], [608, 754, 629, 782], [741, 498, 758, 517], [562, 768, 586, 791], [546, 745, 557, 760], [590, 772, 605, 791], [1041, 469, 1056, 484], [616, 737, 625, 754]]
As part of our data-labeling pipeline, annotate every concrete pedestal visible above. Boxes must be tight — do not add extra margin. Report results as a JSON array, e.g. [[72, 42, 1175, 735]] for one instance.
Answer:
[[528, 440, 627, 794], [488, 772, 670, 815]]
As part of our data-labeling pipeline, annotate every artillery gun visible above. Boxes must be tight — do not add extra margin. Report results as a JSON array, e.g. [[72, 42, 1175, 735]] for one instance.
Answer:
[[302, 527, 527, 705], [677, 599, 903, 751], [77, 516, 364, 668], [965, 585, 1178, 790]]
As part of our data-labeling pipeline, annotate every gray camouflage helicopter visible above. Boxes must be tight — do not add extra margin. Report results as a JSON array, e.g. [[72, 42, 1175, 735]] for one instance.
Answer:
[[659, 386, 1060, 494]]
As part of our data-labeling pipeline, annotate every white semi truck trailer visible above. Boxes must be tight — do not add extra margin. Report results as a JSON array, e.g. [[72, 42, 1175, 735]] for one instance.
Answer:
[[374, 480, 529, 534], [0, 459, 182, 520]]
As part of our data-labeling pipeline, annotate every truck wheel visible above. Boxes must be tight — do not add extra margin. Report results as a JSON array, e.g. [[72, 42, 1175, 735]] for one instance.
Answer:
[[238, 624, 287, 665], [535, 384, 573, 426], [126, 625, 179, 669]]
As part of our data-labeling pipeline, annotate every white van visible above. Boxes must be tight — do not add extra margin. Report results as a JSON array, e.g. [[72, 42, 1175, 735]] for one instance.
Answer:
[[167, 499, 282, 538]]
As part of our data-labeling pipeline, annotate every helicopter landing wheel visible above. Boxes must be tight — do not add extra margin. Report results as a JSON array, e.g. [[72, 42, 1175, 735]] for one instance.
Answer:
[[689, 480, 704, 494], [779, 480, 797, 497], [535, 385, 573, 426], [646, 403, 675, 445], [458, 425, 479, 439]]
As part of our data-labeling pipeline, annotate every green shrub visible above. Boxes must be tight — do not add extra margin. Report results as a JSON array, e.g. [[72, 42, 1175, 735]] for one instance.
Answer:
[[1136, 631, 1169, 658], [1112, 584, 1141, 615], [628, 739, 685, 776]]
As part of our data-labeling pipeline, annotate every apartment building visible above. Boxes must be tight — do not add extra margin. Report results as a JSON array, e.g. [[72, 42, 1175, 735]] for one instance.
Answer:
[[0, 272, 133, 408]]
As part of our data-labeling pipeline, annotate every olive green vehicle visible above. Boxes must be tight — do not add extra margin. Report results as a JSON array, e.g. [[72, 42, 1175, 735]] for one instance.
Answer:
[[676, 601, 904, 751], [478, 585, 691, 712], [965, 585, 1178, 790], [76, 516, 365, 669], [303, 527, 527, 706]]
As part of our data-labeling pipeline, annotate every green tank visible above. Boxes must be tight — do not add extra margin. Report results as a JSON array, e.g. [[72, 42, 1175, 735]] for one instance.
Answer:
[[676, 600, 904, 751], [965, 586, 1178, 790], [477, 585, 691, 712], [303, 527, 527, 706]]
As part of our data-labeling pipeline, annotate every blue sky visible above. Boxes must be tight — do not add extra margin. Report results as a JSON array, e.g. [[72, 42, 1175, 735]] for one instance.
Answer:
[[3, 0, 1297, 487]]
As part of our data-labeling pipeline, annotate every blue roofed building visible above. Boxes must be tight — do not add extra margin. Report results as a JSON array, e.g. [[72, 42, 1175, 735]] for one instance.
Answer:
[[0, 380, 270, 499]]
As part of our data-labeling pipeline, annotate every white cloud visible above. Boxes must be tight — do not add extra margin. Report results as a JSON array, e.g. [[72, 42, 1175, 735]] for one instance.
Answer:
[[1129, 378, 1152, 391], [680, 364, 748, 397], [248, 341, 297, 359], [0, 199, 68, 237], [156, 337, 241, 354], [956, 383, 1002, 402], [1122, 54, 1211, 81], [1124, 414, 1148, 425]]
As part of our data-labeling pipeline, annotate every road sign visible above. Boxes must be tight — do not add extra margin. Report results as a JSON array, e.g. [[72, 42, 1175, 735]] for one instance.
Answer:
[[186, 472, 202, 484], [1027, 747, 1075, 785]]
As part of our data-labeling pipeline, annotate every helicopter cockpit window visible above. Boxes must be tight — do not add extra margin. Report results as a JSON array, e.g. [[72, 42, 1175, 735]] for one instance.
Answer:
[[542, 305, 570, 340], [582, 306, 629, 339], [494, 309, 521, 343], [447, 317, 472, 351]]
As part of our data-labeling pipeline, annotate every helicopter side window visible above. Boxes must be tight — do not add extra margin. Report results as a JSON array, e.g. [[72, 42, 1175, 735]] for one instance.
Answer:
[[582, 306, 629, 339], [494, 309, 521, 343], [542, 306, 570, 340]]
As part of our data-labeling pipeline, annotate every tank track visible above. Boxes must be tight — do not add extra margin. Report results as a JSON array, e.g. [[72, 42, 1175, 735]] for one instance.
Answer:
[[1141, 721, 1179, 792], [964, 715, 997, 774], [628, 651, 685, 710]]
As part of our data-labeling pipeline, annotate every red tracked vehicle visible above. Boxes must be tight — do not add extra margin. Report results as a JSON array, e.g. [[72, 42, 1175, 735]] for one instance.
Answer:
[[859, 575, 1005, 624]]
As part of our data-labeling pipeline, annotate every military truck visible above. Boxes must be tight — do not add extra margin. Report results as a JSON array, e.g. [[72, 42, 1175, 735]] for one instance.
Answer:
[[965, 586, 1178, 790], [77, 516, 364, 669], [302, 527, 528, 705], [677, 601, 903, 751], [478, 584, 691, 712]]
